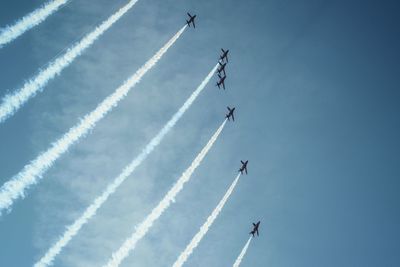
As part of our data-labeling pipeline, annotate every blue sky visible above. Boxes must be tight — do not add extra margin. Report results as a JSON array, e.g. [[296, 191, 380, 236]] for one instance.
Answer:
[[1, 0, 400, 266]]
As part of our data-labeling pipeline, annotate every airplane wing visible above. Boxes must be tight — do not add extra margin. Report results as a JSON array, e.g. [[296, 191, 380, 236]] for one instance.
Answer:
[[256, 229, 259, 236], [192, 20, 195, 28], [245, 166, 247, 174], [222, 81, 225, 90], [231, 112, 234, 121], [187, 12, 191, 17]]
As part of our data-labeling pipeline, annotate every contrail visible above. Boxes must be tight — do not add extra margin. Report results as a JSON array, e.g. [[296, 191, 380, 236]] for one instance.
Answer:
[[172, 173, 242, 267], [33, 64, 219, 267], [0, 25, 187, 216], [233, 237, 252, 267], [0, 0, 140, 123], [0, 0, 69, 47], [103, 119, 227, 267]]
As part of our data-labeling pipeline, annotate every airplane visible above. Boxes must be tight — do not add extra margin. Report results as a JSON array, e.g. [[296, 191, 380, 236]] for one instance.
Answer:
[[226, 106, 235, 121], [219, 48, 229, 62], [217, 62, 227, 76], [249, 221, 261, 237], [186, 13, 196, 28], [239, 160, 248, 175], [216, 73, 226, 89]]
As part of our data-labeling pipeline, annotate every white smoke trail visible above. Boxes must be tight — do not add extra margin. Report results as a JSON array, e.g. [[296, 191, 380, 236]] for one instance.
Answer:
[[0, 0, 140, 123], [33, 64, 219, 267], [0, 0, 69, 47], [172, 173, 242, 267], [233, 237, 252, 267], [0, 26, 187, 216], [103, 119, 227, 267]]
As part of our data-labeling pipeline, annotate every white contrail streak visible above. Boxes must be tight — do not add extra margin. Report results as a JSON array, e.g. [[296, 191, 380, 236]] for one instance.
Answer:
[[0, 25, 187, 216], [103, 119, 227, 267], [33, 64, 219, 267], [0, 0, 69, 47], [172, 173, 242, 267], [0, 0, 140, 123], [233, 237, 252, 267]]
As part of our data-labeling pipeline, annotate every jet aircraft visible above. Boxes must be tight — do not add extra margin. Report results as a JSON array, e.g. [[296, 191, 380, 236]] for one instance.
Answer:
[[239, 160, 248, 174], [226, 106, 235, 121], [219, 48, 229, 62], [250, 221, 261, 237], [186, 13, 196, 28], [216, 73, 226, 89], [217, 62, 227, 76]]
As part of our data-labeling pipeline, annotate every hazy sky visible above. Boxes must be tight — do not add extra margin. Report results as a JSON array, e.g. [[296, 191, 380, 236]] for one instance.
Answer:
[[1, 0, 399, 266]]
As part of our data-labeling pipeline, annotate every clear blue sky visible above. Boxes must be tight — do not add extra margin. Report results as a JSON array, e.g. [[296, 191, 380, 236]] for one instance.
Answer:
[[1, 0, 399, 266]]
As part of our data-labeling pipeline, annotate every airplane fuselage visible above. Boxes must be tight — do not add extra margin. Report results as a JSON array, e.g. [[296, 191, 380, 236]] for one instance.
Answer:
[[220, 49, 229, 62], [239, 160, 248, 174], [186, 13, 196, 28], [226, 107, 235, 121], [250, 221, 260, 237], [218, 64, 226, 75], [217, 74, 227, 89]]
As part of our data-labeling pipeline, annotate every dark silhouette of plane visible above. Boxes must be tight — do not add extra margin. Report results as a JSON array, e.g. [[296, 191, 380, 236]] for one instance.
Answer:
[[226, 106, 235, 121], [219, 48, 229, 62], [217, 62, 227, 76], [250, 221, 260, 237], [239, 160, 248, 175], [216, 73, 226, 89], [186, 13, 196, 28]]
